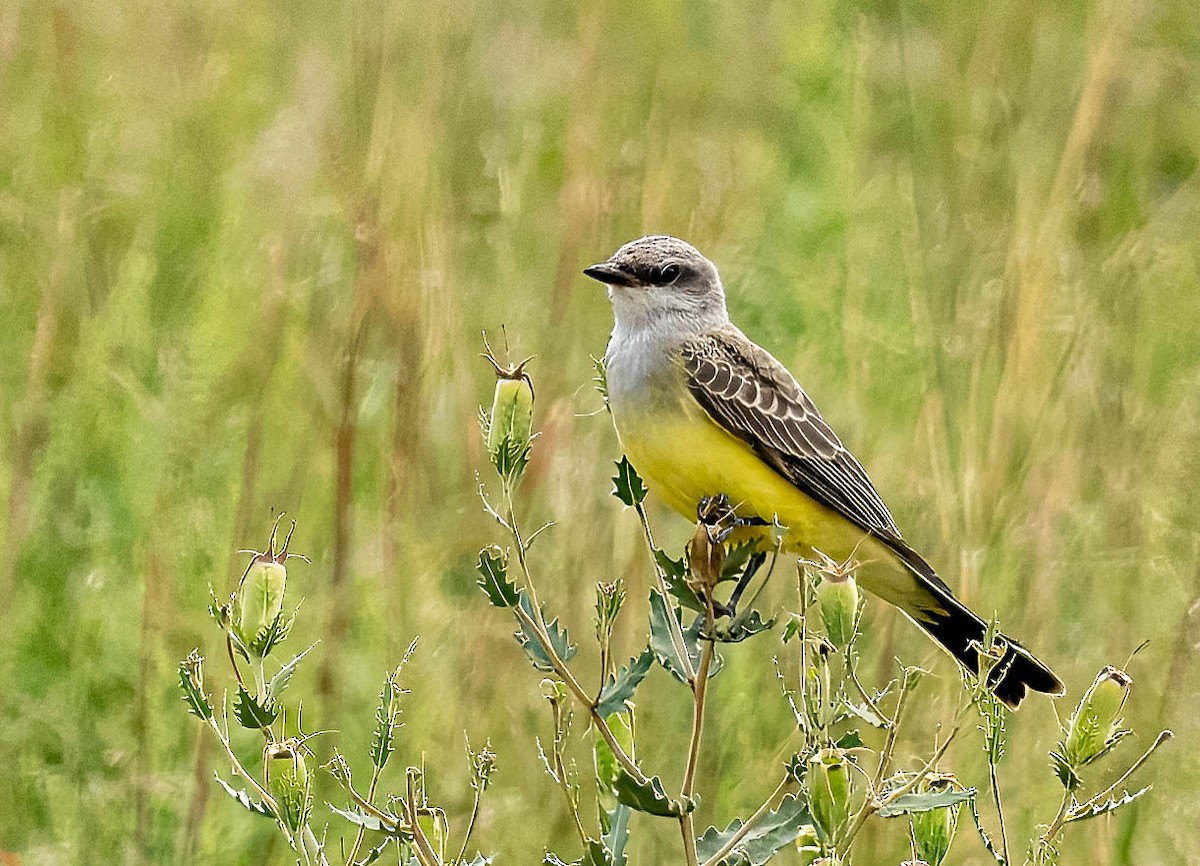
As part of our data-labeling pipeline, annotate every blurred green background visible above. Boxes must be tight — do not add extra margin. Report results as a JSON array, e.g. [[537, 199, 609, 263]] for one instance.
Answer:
[[2, 0, 1198, 863]]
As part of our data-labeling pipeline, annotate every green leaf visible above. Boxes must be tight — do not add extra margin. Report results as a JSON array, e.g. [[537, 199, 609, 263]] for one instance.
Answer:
[[1050, 748, 1081, 791], [1066, 786, 1151, 823], [611, 457, 647, 506], [515, 591, 577, 672], [648, 593, 722, 683], [966, 797, 1007, 864], [719, 543, 759, 582], [878, 789, 976, 818], [656, 549, 704, 613], [234, 685, 279, 729], [614, 769, 693, 817], [696, 793, 811, 866], [328, 803, 405, 834], [713, 609, 775, 643], [371, 673, 405, 770], [601, 803, 630, 866], [267, 643, 317, 702], [213, 775, 275, 819], [248, 605, 298, 659], [476, 546, 519, 607], [178, 651, 213, 721], [835, 730, 864, 750], [842, 699, 890, 729], [595, 651, 654, 717], [358, 837, 394, 865]]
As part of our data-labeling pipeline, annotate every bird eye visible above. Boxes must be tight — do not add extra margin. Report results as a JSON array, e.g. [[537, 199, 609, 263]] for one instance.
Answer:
[[661, 263, 682, 284]]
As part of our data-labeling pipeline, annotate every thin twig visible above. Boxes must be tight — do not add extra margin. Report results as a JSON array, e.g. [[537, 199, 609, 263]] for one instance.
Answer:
[[635, 502, 695, 682], [345, 762, 383, 864], [842, 726, 961, 851], [698, 774, 792, 866]]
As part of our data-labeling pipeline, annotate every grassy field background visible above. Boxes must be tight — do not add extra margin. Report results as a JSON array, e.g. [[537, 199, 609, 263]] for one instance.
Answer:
[[2, 0, 1198, 863]]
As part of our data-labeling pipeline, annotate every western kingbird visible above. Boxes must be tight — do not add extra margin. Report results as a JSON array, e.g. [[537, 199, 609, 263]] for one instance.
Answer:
[[585, 235, 1063, 708]]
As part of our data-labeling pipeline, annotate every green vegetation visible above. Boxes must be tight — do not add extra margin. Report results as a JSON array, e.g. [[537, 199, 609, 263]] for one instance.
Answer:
[[1, 1, 1197, 864]]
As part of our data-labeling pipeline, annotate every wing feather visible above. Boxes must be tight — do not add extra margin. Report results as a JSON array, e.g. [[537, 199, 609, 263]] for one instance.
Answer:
[[681, 327, 901, 539]]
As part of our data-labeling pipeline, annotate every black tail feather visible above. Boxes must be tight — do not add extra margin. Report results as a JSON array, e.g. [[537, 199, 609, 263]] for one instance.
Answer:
[[884, 535, 1064, 709]]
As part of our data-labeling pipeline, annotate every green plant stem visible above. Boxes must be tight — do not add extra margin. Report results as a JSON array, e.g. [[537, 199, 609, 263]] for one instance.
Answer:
[[405, 772, 442, 866], [206, 716, 332, 866], [453, 787, 485, 866], [634, 502, 695, 681], [841, 726, 960, 853], [871, 668, 914, 791], [1037, 728, 1173, 851], [511, 600, 649, 787], [990, 758, 1010, 865], [548, 697, 590, 851], [698, 774, 792, 866], [345, 763, 383, 865], [678, 636, 715, 866], [846, 656, 888, 725]]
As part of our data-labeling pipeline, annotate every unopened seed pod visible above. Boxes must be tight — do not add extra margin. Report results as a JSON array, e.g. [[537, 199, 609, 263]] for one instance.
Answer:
[[816, 571, 858, 652], [486, 367, 535, 485], [807, 748, 852, 844], [238, 555, 286, 650], [909, 774, 961, 866], [1064, 666, 1132, 766], [267, 742, 312, 833]]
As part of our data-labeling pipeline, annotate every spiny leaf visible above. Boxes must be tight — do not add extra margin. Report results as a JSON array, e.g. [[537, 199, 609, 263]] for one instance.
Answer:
[[267, 643, 317, 701], [614, 769, 693, 817], [877, 788, 976, 818], [835, 730, 864, 750], [248, 605, 298, 659], [371, 672, 406, 770], [178, 651, 212, 721], [611, 457, 647, 507], [713, 609, 775, 643], [648, 593, 722, 683], [595, 650, 654, 717], [476, 546, 519, 607], [213, 775, 275, 819], [600, 803, 630, 866], [1066, 786, 1151, 823], [718, 543, 759, 582], [656, 549, 704, 613], [696, 793, 812, 866], [328, 803, 405, 835], [842, 699, 890, 729], [515, 591, 577, 672], [234, 685, 279, 730]]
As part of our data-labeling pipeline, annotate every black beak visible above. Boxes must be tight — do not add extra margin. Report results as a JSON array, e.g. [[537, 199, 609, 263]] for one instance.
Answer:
[[583, 261, 636, 287]]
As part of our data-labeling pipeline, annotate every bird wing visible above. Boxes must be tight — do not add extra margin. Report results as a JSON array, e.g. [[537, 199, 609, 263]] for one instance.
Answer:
[[680, 326, 902, 540]]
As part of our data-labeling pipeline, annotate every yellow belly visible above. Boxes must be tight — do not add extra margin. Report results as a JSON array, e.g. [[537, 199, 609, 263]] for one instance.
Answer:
[[615, 402, 876, 563]]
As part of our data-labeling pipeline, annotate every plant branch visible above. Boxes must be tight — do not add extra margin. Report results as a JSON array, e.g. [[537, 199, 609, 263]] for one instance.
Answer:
[[698, 774, 793, 866], [635, 502, 695, 681]]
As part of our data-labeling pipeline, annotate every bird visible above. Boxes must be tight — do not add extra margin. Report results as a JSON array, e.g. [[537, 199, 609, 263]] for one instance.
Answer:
[[584, 234, 1063, 708]]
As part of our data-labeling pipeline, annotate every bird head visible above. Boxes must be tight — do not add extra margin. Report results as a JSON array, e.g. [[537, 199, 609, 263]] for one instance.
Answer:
[[584, 235, 729, 333]]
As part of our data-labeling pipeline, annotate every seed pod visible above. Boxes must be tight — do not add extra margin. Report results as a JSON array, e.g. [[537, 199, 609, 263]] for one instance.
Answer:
[[484, 356, 535, 487], [267, 741, 312, 834], [238, 555, 286, 650], [816, 571, 859, 652], [909, 773, 962, 866], [1064, 666, 1132, 766], [807, 747, 852, 844]]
